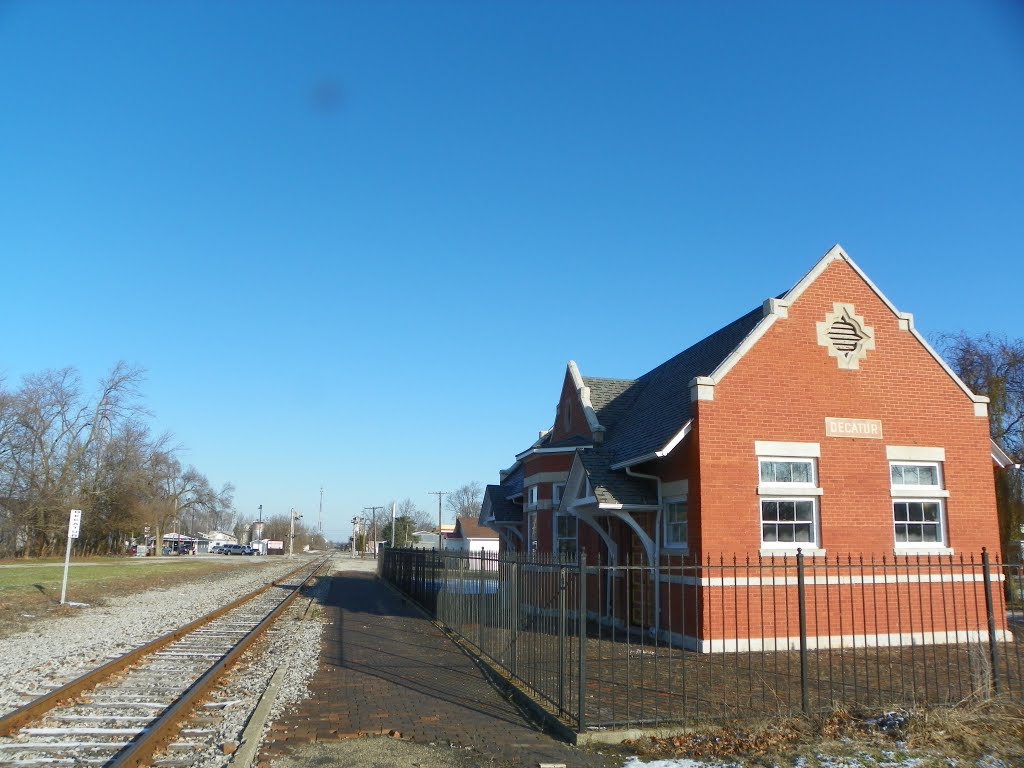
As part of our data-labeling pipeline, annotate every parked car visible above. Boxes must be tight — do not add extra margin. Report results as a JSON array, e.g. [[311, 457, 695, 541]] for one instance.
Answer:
[[209, 543, 224, 554], [242, 546, 255, 556], [221, 543, 246, 555]]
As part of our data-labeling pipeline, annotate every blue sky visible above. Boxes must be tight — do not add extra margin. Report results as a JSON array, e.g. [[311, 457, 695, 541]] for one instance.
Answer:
[[2, 1, 1022, 542]]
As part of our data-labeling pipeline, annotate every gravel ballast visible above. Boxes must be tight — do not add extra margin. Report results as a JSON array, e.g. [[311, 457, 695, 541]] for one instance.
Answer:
[[0, 555, 324, 719]]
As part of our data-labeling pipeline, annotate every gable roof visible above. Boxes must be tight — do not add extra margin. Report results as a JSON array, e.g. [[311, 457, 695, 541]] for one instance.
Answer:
[[698, 245, 989, 411], [600, 306, 764, 466], [581, 375, 641, 430], [454, 515, 499, 539], [579, 449, 658, 506], [481, 482, 523, 523], [593, 244, 989, 469], [532, 245, 997, 508]]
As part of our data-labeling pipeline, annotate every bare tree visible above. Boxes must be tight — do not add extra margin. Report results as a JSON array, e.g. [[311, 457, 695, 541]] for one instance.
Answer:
[[0, 362, 237, 558], [941, 333, 1024, 561], [446, 482, 483, 523], [4, 364, 145, 555]]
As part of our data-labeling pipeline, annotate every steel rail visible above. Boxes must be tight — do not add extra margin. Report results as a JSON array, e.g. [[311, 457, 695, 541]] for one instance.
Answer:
[[107, 555, 331, 767], [0, 556, 326, 739]]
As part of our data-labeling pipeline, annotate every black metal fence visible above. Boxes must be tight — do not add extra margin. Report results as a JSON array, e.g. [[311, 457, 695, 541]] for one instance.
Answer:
[[379, 548, 1024, 733]]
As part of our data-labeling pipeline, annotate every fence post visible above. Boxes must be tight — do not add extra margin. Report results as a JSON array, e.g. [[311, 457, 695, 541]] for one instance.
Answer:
[[796, 548, 810, 714], [577, 550, 587, 732], [981, 548, 1000, 695], [478, 549, 486, 651], [510, 558, 519, 678], [558, 564, 567, 714]]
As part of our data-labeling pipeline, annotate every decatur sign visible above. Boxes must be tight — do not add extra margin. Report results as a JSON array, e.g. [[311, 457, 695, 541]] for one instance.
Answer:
[[825, 417, 883, 439]]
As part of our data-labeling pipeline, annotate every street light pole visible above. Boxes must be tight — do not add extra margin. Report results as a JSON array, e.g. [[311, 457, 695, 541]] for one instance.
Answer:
[[363, 506, 384, 558], [429, 491, 450, 552]]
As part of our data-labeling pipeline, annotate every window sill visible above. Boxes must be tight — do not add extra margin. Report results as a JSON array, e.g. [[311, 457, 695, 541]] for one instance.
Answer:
[[758, 485, 823, 496], [890, 488, 949, 498], [759, 547, 827, 558], [894, 546, 954, 557]]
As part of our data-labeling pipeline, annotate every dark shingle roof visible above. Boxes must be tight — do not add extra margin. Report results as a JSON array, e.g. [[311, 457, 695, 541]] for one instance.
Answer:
[[603, 306, 764, 465], [579, 449, 658, 506], [481, 483, 522, 523], [582, 376, 640, 431], [547, 434, 594, 449], [484, 459, 524, 524], [500, 463, 524, 496]]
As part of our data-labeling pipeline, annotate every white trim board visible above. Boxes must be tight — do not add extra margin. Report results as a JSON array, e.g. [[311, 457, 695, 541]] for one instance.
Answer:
[[658, 572, 1002, 587], [657, 628, 1015, 654], [568, 361, 606, 439]]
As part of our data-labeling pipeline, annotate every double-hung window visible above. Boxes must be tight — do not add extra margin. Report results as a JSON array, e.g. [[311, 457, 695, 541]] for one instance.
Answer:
[[887, 446, 949, 551], [663, 497, 689, 550], [554, 513, 577, 558], [755, 442, 823, 554]]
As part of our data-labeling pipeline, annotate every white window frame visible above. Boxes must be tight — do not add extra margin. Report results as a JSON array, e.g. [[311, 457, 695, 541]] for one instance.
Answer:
[[760, 497, 819, 550], [758, 457, 820, 493], [888, 455, 950, 552], [663, 496, 689, 551], [553, 511, 577, 559], [754, 442, 824, 556], [892, 498, 946, 548], [527, 485, 539, 509], [552, 482, 566, 510]]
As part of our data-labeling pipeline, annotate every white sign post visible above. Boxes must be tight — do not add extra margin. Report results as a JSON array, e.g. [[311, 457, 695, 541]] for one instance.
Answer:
[[60, 509, 82, 605]]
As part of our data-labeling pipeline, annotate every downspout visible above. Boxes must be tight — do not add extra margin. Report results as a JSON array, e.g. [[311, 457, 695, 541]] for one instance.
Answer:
[[625, 466, 662, 637]]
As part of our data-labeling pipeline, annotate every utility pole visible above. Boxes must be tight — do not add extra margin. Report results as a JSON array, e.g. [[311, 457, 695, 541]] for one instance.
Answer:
[[318, 487, 324, 540], [363, 506, 384, 558], [429, 491, 450, 551], [390, 501, 396, 548], [350, 516, 359, 558]]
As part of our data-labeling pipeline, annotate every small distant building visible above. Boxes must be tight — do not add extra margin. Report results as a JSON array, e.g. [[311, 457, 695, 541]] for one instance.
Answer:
[[205, 530, 238, 548], [447, 516, 500, 555], [411, 524, 455, 550], [149, 532, 206, 554], [446, 516, 500, 569], [251, 538, 285, 555]]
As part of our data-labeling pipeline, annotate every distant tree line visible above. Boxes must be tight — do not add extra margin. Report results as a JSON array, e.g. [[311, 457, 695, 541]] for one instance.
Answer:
[[0, 363, 237, 558]]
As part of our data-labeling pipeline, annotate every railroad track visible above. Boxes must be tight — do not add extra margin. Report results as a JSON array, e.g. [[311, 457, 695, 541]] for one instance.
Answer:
[[0, 554, 332, 767]]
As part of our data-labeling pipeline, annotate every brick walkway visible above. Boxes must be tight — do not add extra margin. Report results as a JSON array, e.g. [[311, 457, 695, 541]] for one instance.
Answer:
[[259, 569, 610, 767]]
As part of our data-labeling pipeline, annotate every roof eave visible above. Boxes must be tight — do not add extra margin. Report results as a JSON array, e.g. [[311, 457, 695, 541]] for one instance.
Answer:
[[568, 361, 607, 440], [610, 420, 693, 470]]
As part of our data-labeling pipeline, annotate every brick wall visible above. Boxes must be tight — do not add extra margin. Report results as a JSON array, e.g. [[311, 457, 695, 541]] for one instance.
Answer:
[[696, 257, 999, 558]]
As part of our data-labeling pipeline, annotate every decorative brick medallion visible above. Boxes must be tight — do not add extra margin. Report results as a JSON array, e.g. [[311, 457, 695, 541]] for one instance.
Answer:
[[816, 302, 875, 370]]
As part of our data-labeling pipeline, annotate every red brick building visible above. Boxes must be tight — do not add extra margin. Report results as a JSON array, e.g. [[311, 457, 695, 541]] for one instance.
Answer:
[[480, 245, 1012, 650]]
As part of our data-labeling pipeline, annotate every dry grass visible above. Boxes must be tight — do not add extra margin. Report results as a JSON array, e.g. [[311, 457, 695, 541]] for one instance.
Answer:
[[620, 699, 1024, 766], [0, 557, 273, 638]]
